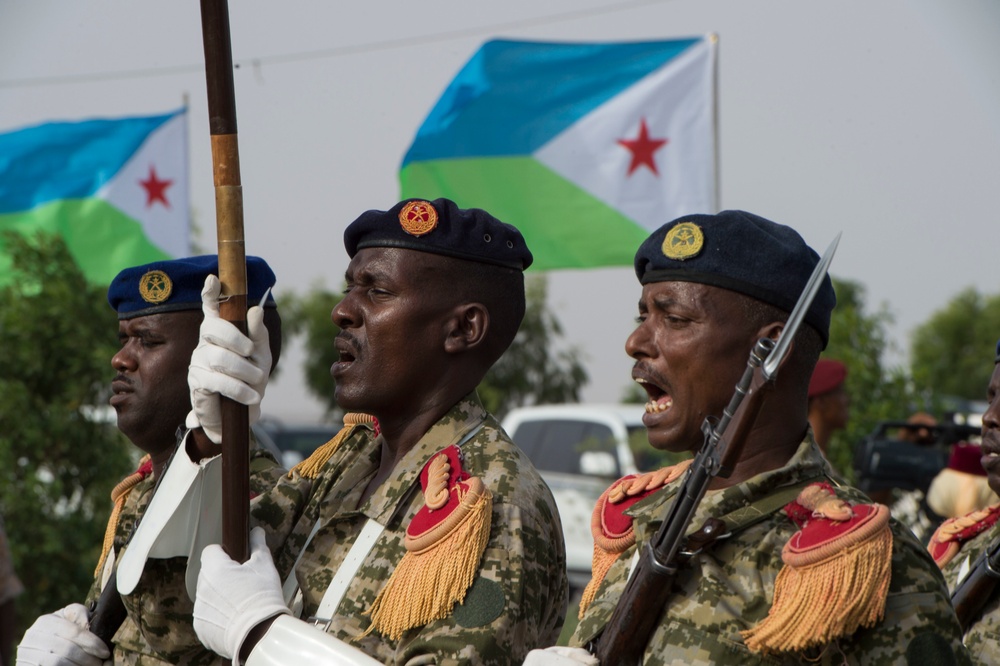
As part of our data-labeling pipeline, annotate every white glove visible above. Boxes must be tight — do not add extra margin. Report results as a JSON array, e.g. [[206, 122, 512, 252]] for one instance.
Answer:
[[186, 275, 272, 444], [16, 603, 111, 666], [193, 527, 290, 660], [522, 647, 600, 665]]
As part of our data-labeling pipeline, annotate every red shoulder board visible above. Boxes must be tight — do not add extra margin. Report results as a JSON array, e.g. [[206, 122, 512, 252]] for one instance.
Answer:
[[135, 457, 154, 479], [367, 444, 493, 640], [928, 503, 1000, 568], [591, 459, 692, 555], [405, 445, 487, 551], [742, 482, 893, 654]]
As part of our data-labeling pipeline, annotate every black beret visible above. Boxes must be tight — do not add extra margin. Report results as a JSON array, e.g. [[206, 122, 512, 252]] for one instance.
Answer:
[[344, 198, 532, 271], [634, 210, 837, 347], [108, 255, 277, 320]]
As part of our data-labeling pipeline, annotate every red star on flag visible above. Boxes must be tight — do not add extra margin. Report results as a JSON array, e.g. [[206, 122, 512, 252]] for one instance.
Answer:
[[617, 118, 669, 176], [139, 165, 174, 209]]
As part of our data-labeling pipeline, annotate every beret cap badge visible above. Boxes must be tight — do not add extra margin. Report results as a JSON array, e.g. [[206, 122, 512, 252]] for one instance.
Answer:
[[398, 200, 439, 237], [138, 270, 172, 304], [661, 221, 704, 260]]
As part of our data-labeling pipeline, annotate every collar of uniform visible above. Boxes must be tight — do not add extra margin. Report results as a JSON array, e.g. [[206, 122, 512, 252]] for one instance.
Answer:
[[360, 392, 489, 525], [628, 437, 830, 545]]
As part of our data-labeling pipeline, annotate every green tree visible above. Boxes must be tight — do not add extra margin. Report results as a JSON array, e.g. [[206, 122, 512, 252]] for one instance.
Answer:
[[288, 274, 588, 421], [822, 279, 918, 480], [0, 232, 133, 635], [477, 275, 588, 419], [909, 287, 1000, 402], [278, 285, 343, 420]]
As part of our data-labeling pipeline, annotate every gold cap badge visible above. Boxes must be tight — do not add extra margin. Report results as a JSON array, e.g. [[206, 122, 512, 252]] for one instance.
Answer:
[[138, 270, 172, 304], [661, 221, 704, 260], [399, 200, 438, 237]]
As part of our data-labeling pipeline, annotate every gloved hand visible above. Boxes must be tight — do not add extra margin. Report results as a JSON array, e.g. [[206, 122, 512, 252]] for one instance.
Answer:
[[193, 527, 289, 660], [186, 275, 271, 444], [15, 603, 111, 666], [522, 646, 600, 665]]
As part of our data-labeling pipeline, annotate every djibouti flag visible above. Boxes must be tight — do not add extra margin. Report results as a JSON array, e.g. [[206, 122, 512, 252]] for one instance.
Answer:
[[400, 36, 718, 270], [0, 109, 189, 284]]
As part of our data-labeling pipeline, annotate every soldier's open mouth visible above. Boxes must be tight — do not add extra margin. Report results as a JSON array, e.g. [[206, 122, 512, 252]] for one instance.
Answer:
[[636, 378, 673, 414]]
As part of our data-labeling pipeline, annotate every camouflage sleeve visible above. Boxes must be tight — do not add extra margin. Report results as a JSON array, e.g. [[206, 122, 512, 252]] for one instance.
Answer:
[[940, 529, 1000, 664], [964, 609, 1000, 665], [831, 522, 970, 666], [361, 499, 568, 666]]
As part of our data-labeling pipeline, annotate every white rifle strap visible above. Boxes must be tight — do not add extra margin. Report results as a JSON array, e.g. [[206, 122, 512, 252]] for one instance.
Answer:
[[315, 518, 386, 620]]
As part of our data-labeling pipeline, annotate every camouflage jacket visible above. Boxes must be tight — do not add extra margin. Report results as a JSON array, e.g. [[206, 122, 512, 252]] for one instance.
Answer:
[[940, 517, 1000, 663], [253, 393, 568, 665], [88, 447, 285, 666], [571, 438, 969, 665]]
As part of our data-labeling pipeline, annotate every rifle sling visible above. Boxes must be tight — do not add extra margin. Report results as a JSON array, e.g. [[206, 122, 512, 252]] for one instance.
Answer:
[[708, 475, 823, 540]]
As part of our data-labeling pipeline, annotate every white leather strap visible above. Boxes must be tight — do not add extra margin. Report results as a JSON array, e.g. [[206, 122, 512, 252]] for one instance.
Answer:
[[314, 518, 386, 622]]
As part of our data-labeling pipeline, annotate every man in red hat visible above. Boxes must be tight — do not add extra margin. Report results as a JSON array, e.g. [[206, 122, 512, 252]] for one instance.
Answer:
[[807, 358, 850, 454]]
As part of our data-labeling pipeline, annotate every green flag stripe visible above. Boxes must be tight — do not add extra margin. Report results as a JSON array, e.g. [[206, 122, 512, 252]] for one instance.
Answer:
[[400, 156, 649, 270], [0, 199, 171, 286]]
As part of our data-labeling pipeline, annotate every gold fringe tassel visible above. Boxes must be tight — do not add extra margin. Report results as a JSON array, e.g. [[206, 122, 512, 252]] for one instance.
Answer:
[[578, 545, 621, 618], [741, 524, 893, 654], [290, 413, 375, 480], [363, 485, 493, 641], [94, 454, 151, 577]]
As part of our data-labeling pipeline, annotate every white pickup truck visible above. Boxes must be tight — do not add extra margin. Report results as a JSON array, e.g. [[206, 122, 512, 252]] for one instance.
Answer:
[[501, 404, 647, 590]]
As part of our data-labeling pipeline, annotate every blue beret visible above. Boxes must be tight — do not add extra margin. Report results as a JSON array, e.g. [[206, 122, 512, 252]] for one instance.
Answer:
[[995, 339, 999, 364], [108, 255, 277, 320], [344, 198, 532, 271], [634, 210, 837, 347]]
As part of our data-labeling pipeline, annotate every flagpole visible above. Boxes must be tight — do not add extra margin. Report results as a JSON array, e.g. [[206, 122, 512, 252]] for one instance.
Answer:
[[199, 0, 250, 564]]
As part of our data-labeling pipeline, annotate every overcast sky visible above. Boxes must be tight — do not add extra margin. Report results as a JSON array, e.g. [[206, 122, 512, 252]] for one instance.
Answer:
[[2, 0, 998, 424]]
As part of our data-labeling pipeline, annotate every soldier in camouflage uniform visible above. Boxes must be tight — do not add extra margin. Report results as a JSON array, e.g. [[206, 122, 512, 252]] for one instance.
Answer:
[[16, 256, 285, 666], [530, 211, 969, 665], [121, 199, 567, 665], [929, 340, 1000, 664]]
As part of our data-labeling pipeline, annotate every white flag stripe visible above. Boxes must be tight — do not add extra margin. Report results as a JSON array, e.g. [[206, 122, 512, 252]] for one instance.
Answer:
[[99, 112, 190, 257], [534, 37, 716, 232]]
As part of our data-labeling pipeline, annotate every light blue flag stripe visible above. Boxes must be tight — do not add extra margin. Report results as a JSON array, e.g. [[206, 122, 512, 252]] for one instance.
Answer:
[[0, 110, 179, 214], [402, 37, 700, 166]]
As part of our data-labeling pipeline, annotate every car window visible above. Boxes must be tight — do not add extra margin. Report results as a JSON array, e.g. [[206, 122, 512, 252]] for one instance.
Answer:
[[512, 419, 619, 476]]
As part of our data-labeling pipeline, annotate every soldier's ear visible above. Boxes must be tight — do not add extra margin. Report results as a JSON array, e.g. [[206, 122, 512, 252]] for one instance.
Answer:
[[757, 321, 784, 343], [444, 302, 488, 354]]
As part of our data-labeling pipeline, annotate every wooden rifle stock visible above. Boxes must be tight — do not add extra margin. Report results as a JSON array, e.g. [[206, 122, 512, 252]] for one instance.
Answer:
[[951, 536, 1000, 631], [200, 0, 250, 564], [592, 338, 776, 665]]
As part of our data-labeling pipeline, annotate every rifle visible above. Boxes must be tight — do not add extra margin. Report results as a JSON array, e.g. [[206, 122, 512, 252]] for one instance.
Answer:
[[200, 0, 251, 565], [951, 533, 1000, 630], [590, 234, 840, 665]]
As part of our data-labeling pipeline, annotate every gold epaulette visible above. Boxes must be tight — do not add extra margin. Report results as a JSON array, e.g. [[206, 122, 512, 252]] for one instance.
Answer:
[[927, 502, 1000, 568], [94, 455, 153, 577], [289, 413, 377, 479], [578, 460, 693, 617], [363, 444, 492, 640], [742, 483, 892, 655]]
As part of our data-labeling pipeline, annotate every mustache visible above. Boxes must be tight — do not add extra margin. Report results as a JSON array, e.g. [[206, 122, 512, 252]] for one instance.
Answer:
[[336, 332, 362, 359], [631, 361, 669, 390]]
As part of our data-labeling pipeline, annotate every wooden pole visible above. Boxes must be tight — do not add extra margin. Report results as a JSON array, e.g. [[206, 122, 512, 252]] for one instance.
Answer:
[[199, 0, 249, 563]]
